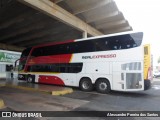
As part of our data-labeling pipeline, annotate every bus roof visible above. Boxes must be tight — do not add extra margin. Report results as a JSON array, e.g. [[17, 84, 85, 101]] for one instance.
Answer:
[[76, 31, 142, 42], [33, 31, 142, 49]]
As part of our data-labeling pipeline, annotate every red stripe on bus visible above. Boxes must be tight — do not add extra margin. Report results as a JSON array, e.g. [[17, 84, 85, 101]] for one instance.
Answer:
[[28, 54, 72, 65], [38, 75, 65, 85], [24, 40, 74, 71], [35, 40, 74, 48]]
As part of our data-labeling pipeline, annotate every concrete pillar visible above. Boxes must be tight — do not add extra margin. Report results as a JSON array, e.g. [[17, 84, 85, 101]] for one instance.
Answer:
[[83, 31, 87, 38]]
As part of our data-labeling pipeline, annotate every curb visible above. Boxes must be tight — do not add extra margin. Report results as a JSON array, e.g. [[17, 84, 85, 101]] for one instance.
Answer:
[[0, 99, 5, 109], [52, 88, 73, 95], [2, 84, 73, 96], [5, 84, 44, 92], [0, 84, 5, 87]]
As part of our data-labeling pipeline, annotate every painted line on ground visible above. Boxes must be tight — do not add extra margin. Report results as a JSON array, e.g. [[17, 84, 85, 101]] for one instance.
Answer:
[[0, 99, 5, 109], [52, 89, 73, 95], [0, 84, 5, 87]]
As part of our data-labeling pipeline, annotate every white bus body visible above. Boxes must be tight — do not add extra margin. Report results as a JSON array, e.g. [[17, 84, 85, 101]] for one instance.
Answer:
[[18, 32, 151, 93]]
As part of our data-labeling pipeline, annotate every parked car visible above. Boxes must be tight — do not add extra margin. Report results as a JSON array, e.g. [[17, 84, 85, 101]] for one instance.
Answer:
[[153, 71, 160, 78]]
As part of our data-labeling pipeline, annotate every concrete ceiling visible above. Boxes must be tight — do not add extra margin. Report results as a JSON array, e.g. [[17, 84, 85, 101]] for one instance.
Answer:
[[0, 0, 132, 52]]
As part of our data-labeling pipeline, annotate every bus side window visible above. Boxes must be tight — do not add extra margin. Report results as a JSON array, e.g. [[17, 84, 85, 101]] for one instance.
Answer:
[[127, 44, 131, 48], [59, 64, 66, 73], [94, 38, 109, 51], [51, 64, 60, 73], [133, 43, 137, 47], [113, 46, 118, 50]]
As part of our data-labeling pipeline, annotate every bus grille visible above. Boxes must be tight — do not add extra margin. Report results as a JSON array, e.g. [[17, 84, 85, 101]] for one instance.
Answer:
[[121, 62, 142, 89], [126, 73, 142, 89], [121, 62, 141, 70]]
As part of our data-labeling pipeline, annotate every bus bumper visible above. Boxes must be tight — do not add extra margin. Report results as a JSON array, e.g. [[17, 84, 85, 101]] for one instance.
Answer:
[[144, 79, 151, 90]]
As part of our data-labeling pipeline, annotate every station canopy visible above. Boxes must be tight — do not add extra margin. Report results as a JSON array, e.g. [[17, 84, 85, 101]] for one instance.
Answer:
[[0, 0, 132, 51]]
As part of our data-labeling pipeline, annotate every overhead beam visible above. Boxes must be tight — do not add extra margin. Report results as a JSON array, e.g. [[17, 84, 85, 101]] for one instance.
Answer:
[[6, 22, 71, 44], [96, 20, 127, 29], [73, 0, 112, 15], [0, 24, 44, 41], [0, 17, 23, 30], [0, 18, 58, 42], [7, 30, 55, 44], [0, 8, 36, 31], [104, 26, 132, 34], [0, 13, 49, 40], [86, 11, 120, 23], [18, 29, 80, 46], [17, 35, 53, 46], [18, 0, 103, 36], [51, 0, 64, 4], [102, 21, 131, 31], [92, 12, 124, 25], [19, 30, 80, 47], [0, 43, 25, 52], [0, 1, 29, 23]]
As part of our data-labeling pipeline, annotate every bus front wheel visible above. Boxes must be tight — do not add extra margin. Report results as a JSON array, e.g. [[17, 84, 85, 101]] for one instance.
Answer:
[[27, 75, 34, 83], [79, 78, 93, 92], [96, 79, 111, 94]]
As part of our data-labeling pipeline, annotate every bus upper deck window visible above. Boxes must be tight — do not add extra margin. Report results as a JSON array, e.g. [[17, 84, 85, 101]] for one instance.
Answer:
[[133, 44, 137, 47], [127, 44, 131, 48]]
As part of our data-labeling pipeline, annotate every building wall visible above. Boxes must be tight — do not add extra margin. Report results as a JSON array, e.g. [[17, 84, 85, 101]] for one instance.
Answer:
[[0, 50, 21, 79]]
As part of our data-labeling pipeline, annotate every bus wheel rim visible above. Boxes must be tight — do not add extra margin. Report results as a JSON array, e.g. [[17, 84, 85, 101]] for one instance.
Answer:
[[28, 77, 32, 82], [99, 82, 107, 90], [82, 81, 90, 89]]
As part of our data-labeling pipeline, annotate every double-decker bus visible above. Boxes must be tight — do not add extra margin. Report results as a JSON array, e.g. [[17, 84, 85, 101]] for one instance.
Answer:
[[17, 32, 151, 93]]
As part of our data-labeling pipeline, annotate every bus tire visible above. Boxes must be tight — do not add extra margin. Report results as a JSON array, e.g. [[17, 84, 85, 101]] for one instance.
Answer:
[[79, 78, 93, 92], [96, 78, 111, 94], [27, 75, 34, 83]]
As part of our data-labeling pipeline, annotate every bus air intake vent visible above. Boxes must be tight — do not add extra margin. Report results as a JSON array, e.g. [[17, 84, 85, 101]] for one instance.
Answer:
[[121, 62, 141, 70]]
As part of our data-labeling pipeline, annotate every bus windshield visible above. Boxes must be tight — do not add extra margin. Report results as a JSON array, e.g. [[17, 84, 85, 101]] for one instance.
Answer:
[[18, 47, 32, 71]]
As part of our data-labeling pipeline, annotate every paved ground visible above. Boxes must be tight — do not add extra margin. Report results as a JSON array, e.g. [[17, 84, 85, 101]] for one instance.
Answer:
[[0, 78, 160, 120], [0, 78, 73, 95]]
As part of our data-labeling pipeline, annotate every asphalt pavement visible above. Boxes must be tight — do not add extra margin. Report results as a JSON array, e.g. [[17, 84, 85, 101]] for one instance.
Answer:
[[0, 78, 160, 120]]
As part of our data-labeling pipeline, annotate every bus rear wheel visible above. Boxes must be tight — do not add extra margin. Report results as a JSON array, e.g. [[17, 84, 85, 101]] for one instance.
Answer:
[[96, 79, 111, 94], [79, 78, 93, 92]]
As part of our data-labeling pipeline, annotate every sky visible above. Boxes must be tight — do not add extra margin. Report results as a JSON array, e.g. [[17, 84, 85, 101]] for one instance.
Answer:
[[115, 0, 160, 65]]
